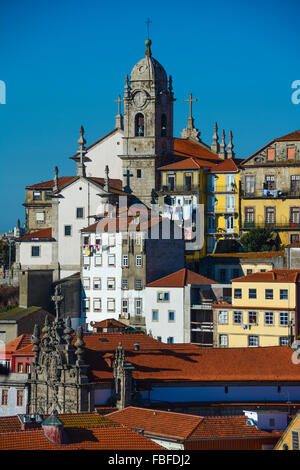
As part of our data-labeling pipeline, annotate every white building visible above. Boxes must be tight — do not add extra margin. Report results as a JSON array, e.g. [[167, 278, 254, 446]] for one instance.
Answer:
[[145, 268, 229, 345]]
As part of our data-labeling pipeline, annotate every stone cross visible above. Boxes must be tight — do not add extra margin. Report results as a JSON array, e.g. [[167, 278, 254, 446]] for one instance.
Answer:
[[123, 168, 134, 194], [114, 95, 124, 115], [51, 285, 64, 320], [185, 93, 198, 118]]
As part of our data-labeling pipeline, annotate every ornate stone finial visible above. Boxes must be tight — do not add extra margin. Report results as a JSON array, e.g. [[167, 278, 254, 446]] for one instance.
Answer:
[[145, 38, 152, 57], [181, 93, 201, 142], [51, 285, 64, 321], [64, 316, 74, 348], [104, 165, 110, 192], [219, 129, 227, 159], [168, 75, 173, 93], [227, 130, 234, 159], [53, 166, 59, 192], [211, 122, 220, 154], [75, 327, 85, 365], [31, 324, 41, 362], [76, 126, 87, 177]]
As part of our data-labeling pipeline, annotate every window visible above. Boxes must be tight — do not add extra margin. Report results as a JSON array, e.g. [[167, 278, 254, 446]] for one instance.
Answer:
[[83, 256, 90, 266], [248, 335, 259, 347], [288, 147, 296, 160], [245, 176, 255, 195], [84, 236, 90, 245], [292, 431, 299, 450], [36, 212, 45, 223], [226, 195, 235, 212], [249, 289, 256, 299], [290, 207, 300, 225], [135, 113, 144, 136], [16, 390, 24, 407], [122, 279, 128, 290], [82, 278, 90, 289], [157, 292, 169, 302], [31, 246, 40, 257], [167, 173, 176, 191], [291, 234, 300, 243], [1, 389, 8, 406], [107, 298, 115, 312], [232, 269, 240, 279], [122, 255, 128, 267], [93, 299, 101, 311], [108, 255, 115, 266], [152, 310, 158, 321], [33, 191, 42, 200], [135, 279, 142, 290], [167, 337, 174, 344], [107, 278, 115, 290], [135, 298, 142, 316], [26, 364, 31, 373], [161, 114, 167, 137], [265, 206, 275, 225], [137, 169, 142, 178], [248, 311, 257, 324], [280, 312, 289, 326], [18, 363, 23, 373], [168, 311, 175, 322], [45, 191, 52, 200], [108, 235, 115, 246], [95, 255, 102, 266], [265, 312, 274, 325], [280, 337, 289, 346], [93, 278, 101, 290], [76, 207, 84, 218], [184, 173, 192, 191], [245, 207, 255, 227], [247, 269, 253, 275], [267, 149, 275, 161], [290, 175, 300, 194], [218, 311, 228, 324], [234, 288, 242, 299], [157, 336, 162, 342], [219, 335, 228, 347], [83, 298, 90, 311], [64, 225, 72, 236], [233, 311, 242, 324], [122, 299, 128, 314], [265, 289, 273, 299], [280, 289, 288, 300], [136, 255, 142, 267]]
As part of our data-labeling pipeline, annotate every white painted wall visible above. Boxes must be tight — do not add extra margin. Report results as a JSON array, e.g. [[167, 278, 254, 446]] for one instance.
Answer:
[[19, 242, 52, 267], [145, 287, 184, 343], [84, 129, 124, 180]]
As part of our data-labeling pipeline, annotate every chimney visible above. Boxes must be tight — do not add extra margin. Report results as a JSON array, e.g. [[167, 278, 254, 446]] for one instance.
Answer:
[[41, 413, 69, 445]]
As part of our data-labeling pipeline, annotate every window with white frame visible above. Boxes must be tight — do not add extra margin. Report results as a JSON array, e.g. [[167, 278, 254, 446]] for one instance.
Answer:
[[93, 298, 101, 311], [33, 191, 42, 200], [135, 298, 142, 315], [233, 311, 242, 324], [280, 289, 288, 300], [249, 311, 257, 324], [108, 235, 115, 246], [218, 311, 228, 324], [107, 278, 115, 290], [167, 337, 174, 344], [107, 298, 115, 311], [157, 292, 169, 302], [93, 278, 101, 290], [136, 255, 142, 267], [83, 256, 90, 266], [31, 246, 40, 257], [36, 212, 45, 223], [168, 311, 175, 322], [122, 255, 128, 267], [248, 335, 259, 347], [135, 279, 142, 290], [82, 278, 90, 289], [264, 312, 274, 325], [122, 279, 128, 289], [76, 207, 84, 219], [122, 299, 128, 314], [280, 312, 289, 326], [83, 298, 90, 311], [95, 255, 102, 266], [280, 337, 289, 346], [219, 335, 228, 347], [108, 255, 115, 266]]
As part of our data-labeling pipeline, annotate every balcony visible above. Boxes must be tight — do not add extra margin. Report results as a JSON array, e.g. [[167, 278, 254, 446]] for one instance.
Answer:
[[241, 188, 300, 199], [158, 184, 200, 195], [129, 315, 146, 326], [242, 221, 300, 231], [206, 185, 237, 194]]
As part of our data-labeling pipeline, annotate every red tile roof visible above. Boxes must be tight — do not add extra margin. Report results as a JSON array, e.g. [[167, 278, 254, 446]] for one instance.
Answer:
[[242, 130, 300, 165], [20, 228, 53, 240], [92, 318, 127, 329], [3, 334, 32, 354], [158, 157, 216, 171], [146, 268, 218, 287], [26, 176, 123, 193], [107, 407, 283, 441], [81, 215, 162, 233], [174, 138, 221, 161], [232, 269, 300, 283], [210, 158, 240, 173]]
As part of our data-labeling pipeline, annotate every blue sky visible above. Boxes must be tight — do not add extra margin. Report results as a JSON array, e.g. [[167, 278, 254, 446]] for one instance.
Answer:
[[0, 0, 299, 231]]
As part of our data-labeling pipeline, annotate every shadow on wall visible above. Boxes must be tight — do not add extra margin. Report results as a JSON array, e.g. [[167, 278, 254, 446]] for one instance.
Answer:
[[0, 286, 19, 310]]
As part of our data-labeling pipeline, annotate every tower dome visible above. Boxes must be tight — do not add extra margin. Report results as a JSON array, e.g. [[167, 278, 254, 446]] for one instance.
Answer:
[[130, 39, 168, 90]]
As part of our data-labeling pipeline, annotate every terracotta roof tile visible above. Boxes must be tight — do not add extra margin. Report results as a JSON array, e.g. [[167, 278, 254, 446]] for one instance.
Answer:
[[20, 228, 53, 240], [92, 318, 127, 329], [158, 157, 216, 170], [26, 176, 123, 193], [209, 251, 284, 259], [209, 158, 240, 173], [174, 138, 221, 161], [3, 334, 32, 353], [146, 268, 218, 287], [242, 130, 300, 165], [232, 269, 300, 283]]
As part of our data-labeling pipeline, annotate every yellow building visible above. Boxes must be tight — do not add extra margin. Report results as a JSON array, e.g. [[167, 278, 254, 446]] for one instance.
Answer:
[[206, 158, 240, 253], [240, 130, 300, 246], [275, 411, 300, 450], [213, 269, 299, 348]]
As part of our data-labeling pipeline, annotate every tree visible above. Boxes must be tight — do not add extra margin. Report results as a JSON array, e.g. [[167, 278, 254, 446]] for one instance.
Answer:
[[240, 228, 281, 253]]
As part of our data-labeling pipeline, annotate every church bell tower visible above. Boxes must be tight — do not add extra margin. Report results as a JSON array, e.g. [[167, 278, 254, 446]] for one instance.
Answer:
[[120, 39, 174, 206]]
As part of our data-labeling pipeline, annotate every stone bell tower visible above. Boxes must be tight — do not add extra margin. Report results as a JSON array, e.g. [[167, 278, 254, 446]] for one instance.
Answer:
[[120, 39, 175, 206]]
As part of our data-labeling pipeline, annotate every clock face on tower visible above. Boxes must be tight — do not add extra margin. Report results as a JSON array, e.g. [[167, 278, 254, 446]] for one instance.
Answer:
[[133, 90, 147, 108]]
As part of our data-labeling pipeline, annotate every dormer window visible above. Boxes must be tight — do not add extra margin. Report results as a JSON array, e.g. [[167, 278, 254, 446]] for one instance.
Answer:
[[161, 114, 167, 136], [135, 113, 144, 137]]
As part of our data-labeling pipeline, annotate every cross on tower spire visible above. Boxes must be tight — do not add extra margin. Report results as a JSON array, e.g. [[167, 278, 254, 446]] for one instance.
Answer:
[[185, 93, 198, 119], [146, 18, 151, 39], [181, 93, 201, 142], [114, 94, 124, 129]]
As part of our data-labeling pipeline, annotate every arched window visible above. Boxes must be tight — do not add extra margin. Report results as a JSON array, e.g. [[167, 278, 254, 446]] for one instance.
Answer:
[[161, 114, 167, 136], [135, 113, 144, 137]]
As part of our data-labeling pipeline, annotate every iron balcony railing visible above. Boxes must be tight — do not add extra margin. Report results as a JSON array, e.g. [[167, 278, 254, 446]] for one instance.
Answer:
[[206, 185, 238, 193], [243, 221, 300, 230], [241, 188, 300, 198], [158, 184, 200, 193]]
